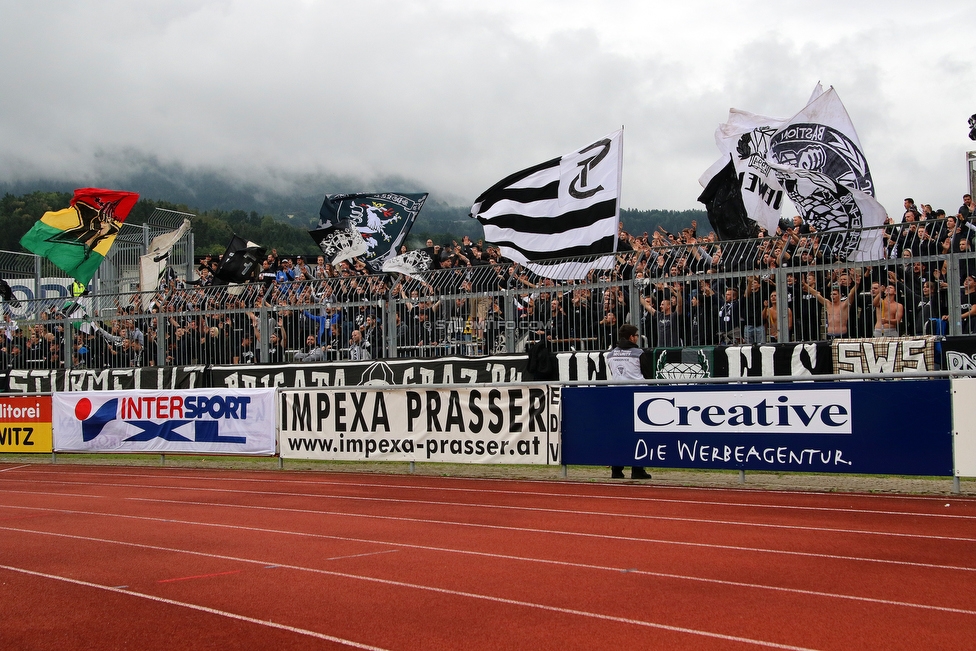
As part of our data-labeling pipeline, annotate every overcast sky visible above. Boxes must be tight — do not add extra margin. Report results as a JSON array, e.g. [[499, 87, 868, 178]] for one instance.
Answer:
[[1, 0, 973, 216]]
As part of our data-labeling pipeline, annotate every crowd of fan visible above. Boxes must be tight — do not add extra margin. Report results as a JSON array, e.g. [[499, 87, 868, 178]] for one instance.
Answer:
[[2, 194, 975, 370]]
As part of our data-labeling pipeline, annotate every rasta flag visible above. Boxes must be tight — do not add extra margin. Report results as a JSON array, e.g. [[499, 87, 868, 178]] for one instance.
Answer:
[[19, 188, 140, 286]]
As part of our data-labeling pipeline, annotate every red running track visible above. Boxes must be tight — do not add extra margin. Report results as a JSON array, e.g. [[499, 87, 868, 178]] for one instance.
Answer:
[[1, 463, 975, 650]]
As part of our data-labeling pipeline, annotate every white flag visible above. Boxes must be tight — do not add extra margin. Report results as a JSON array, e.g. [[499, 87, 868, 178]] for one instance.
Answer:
[[470, 130, 622, 280], [768, 87, 887, 260], [139, 219, 191, 293], [700, 85, 887, 260], [381, 247, 436, 280]]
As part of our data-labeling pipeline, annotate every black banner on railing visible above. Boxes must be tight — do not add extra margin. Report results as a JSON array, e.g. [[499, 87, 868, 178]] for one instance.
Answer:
[[650, 347, 716, 379], [209, 356, 529, 389], [2, 367, 206, 394], [555, 351, 609, 382], [941, 336, 976, 371], [712, 343, 833, 378]]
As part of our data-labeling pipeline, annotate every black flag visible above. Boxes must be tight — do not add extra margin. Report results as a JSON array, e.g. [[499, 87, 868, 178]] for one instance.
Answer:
[[0, 278, 21, 308], [697, 156, 759, 241], [214, 235, 265, 284]]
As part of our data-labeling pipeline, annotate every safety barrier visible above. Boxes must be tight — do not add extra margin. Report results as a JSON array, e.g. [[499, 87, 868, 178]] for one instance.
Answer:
[[7, 219, 976, 372]]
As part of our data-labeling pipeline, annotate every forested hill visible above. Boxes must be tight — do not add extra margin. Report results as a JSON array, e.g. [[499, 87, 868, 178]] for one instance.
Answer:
[[0, 189, 704, 258]]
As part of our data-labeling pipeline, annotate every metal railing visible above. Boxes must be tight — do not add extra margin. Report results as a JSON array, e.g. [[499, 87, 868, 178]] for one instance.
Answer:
[[3, 219, 975, 369]]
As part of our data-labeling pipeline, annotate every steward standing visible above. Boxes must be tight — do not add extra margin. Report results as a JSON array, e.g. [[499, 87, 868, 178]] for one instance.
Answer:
[[604, 323, 653, 480]]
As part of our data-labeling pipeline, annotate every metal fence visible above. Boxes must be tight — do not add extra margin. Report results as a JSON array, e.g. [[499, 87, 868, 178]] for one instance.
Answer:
[[3, 218, 976, 370]]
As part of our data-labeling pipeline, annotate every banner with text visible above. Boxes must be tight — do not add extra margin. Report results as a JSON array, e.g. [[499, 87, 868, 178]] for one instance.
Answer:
[[53, 388, 276, 454], [279, 386, 561, 464], [831, 337, 936, 375], [561, 381, 952, 476], [0, 395, 52, 453], [713, 342, 833, 378], [2, 367, 206, 394]]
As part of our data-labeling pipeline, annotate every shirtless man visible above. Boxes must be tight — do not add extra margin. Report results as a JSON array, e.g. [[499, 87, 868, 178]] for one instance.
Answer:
[[802, 277, 861, 339], [872, 285, 904, 337]]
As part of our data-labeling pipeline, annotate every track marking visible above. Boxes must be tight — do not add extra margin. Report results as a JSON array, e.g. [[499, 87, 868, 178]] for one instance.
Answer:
[[127, 492, 976, 543], [0, 563, 389, 651], [6, 497, 975, 574], [0, 536, 820, 650], [2, 489, 105, 499], [0, 465, 30, 473], [4, 471, 974, 520], [4, 500, 974, 575], [158, 569, 242, 583], [4, 482, 973, 542], [7, 502, 976, 615], [325, 549, 400, 562], [4, 524, 975, 617]]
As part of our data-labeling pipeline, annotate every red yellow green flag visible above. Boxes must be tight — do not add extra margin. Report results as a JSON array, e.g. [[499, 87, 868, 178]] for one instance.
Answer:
[[19, 188, 140, 286]]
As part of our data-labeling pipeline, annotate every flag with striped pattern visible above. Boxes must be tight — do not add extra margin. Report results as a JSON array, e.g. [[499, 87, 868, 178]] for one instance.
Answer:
[[470, 130, 622, 279]]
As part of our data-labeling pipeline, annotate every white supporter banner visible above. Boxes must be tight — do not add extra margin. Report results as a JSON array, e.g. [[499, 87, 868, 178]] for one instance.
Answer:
[[53, 388, 276, 454], [279, 386, 561, 464]]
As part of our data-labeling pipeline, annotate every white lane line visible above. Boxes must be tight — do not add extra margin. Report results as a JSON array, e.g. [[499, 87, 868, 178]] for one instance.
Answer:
[[3, 481, 973, 543], [0, 534, 820, 650], [0, 563, 389, 651], [4, 471, 973, 520], [1, 489, 105, 499], [130, 492, 976, 543], [4, 497, 976, 579], [325, 549, 400, 562], [3, 524, 975, 617], [0, 465, 30, 473], [7, 494, 976, 579]]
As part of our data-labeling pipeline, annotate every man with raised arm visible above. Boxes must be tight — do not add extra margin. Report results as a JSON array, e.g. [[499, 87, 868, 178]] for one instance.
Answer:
[[802, 274, 862, 340]]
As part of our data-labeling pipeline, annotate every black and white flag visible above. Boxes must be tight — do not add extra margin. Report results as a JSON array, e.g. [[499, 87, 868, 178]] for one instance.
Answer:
[[470, 130, 622, 280], [214, 235, 265, 284], [697, 156, 759, 241], [139, 218, 191, 293], [316, 192, 427, 269], [700, 86, 886, 261], [309, 221, 369, 266], [381, 246, 436, 280]]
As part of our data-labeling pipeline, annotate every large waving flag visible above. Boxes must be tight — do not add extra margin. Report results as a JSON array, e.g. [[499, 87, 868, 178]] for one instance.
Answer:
[[700, 85, 886, 260], [699, 107, 792, 235], [697, 156, 758, 241], [316, 192, 427, 270], [470, 130, 622, 279], [19, 188, 139, 286]]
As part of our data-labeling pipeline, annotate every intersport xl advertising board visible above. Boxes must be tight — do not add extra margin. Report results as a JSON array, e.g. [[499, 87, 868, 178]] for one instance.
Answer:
[[53, 388, 276, 454], [562, 380, 953, 476]]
